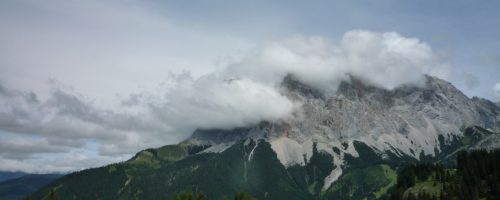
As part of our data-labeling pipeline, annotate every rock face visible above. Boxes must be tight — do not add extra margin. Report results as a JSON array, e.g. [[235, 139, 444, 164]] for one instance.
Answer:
[[188, 74, 500, 190]]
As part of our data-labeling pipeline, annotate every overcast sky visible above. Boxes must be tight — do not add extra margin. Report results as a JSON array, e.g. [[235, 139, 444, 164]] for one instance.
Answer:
[[1, 0, 500, 173]]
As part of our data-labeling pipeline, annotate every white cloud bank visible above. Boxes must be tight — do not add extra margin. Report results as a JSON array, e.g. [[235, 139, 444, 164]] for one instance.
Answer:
[[0, 30, 450, 173], [224, 30, 449, 95]]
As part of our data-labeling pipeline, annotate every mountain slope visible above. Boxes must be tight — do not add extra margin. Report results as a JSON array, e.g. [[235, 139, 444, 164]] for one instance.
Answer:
[[31, 140, 314, 200], [0, 172, 27, 183], [30, 74, 500, 200]]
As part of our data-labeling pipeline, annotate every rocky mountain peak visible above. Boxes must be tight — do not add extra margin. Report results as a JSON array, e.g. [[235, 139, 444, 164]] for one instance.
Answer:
[[190, 73, 499, 170], [281, 74, 325, 100], [192, 74, 499, 147]]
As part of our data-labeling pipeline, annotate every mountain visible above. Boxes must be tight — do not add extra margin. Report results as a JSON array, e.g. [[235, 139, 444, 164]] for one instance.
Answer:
[[0, 174, 61, 200], [0, 172, 27, 183], [30, 75, 500, 200]]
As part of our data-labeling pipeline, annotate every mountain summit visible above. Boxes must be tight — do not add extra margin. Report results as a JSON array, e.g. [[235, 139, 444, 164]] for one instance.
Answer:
[[31, 74, 500, 200]]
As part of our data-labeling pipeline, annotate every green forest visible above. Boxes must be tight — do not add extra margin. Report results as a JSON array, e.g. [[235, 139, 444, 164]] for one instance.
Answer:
[[30, 189, 258, 200], [390, 150, 500, 200]]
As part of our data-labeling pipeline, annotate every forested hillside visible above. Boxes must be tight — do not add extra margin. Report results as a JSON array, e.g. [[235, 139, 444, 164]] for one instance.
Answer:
[[390, 150, 500, 200]]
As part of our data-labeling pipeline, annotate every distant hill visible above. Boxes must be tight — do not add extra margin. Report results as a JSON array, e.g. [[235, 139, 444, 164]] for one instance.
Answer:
[[0, 172, 27, 183], [0, 174, 61, 200]]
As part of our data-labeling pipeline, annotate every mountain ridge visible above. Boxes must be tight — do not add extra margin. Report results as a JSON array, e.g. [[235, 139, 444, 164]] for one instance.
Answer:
[[29, 74, 500, 200], [182, 73, 500, 192], [0, 173, 61, 200]]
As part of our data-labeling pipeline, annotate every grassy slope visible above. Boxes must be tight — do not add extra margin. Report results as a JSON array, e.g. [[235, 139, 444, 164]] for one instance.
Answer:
[[402, 169, 456, 199], [374, 165, 397, 198], [322, 164, 397, 200]]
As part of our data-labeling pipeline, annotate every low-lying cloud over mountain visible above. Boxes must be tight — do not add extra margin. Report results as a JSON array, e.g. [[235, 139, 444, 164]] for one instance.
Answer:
[[225, 31, 450, 93], [0, 30, 452, 173]]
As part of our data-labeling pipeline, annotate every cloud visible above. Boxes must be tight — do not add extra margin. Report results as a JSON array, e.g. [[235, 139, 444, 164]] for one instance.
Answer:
[[460, 72, 480, 89], [224, 30, 449, 94], [0, 150, 128, 174], [0, 0, 254, 102], [494, 83, 500, 97], [141, 30, 447, 143], [151, 72, 298, 131], [0, 136, 68, 159], [480, 53, 500, 68], [0, 30, 449, 173], [2, 86, 181, 154]]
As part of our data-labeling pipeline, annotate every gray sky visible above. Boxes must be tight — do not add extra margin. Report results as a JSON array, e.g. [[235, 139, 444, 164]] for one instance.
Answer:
[[0, 0, 499, 173]]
